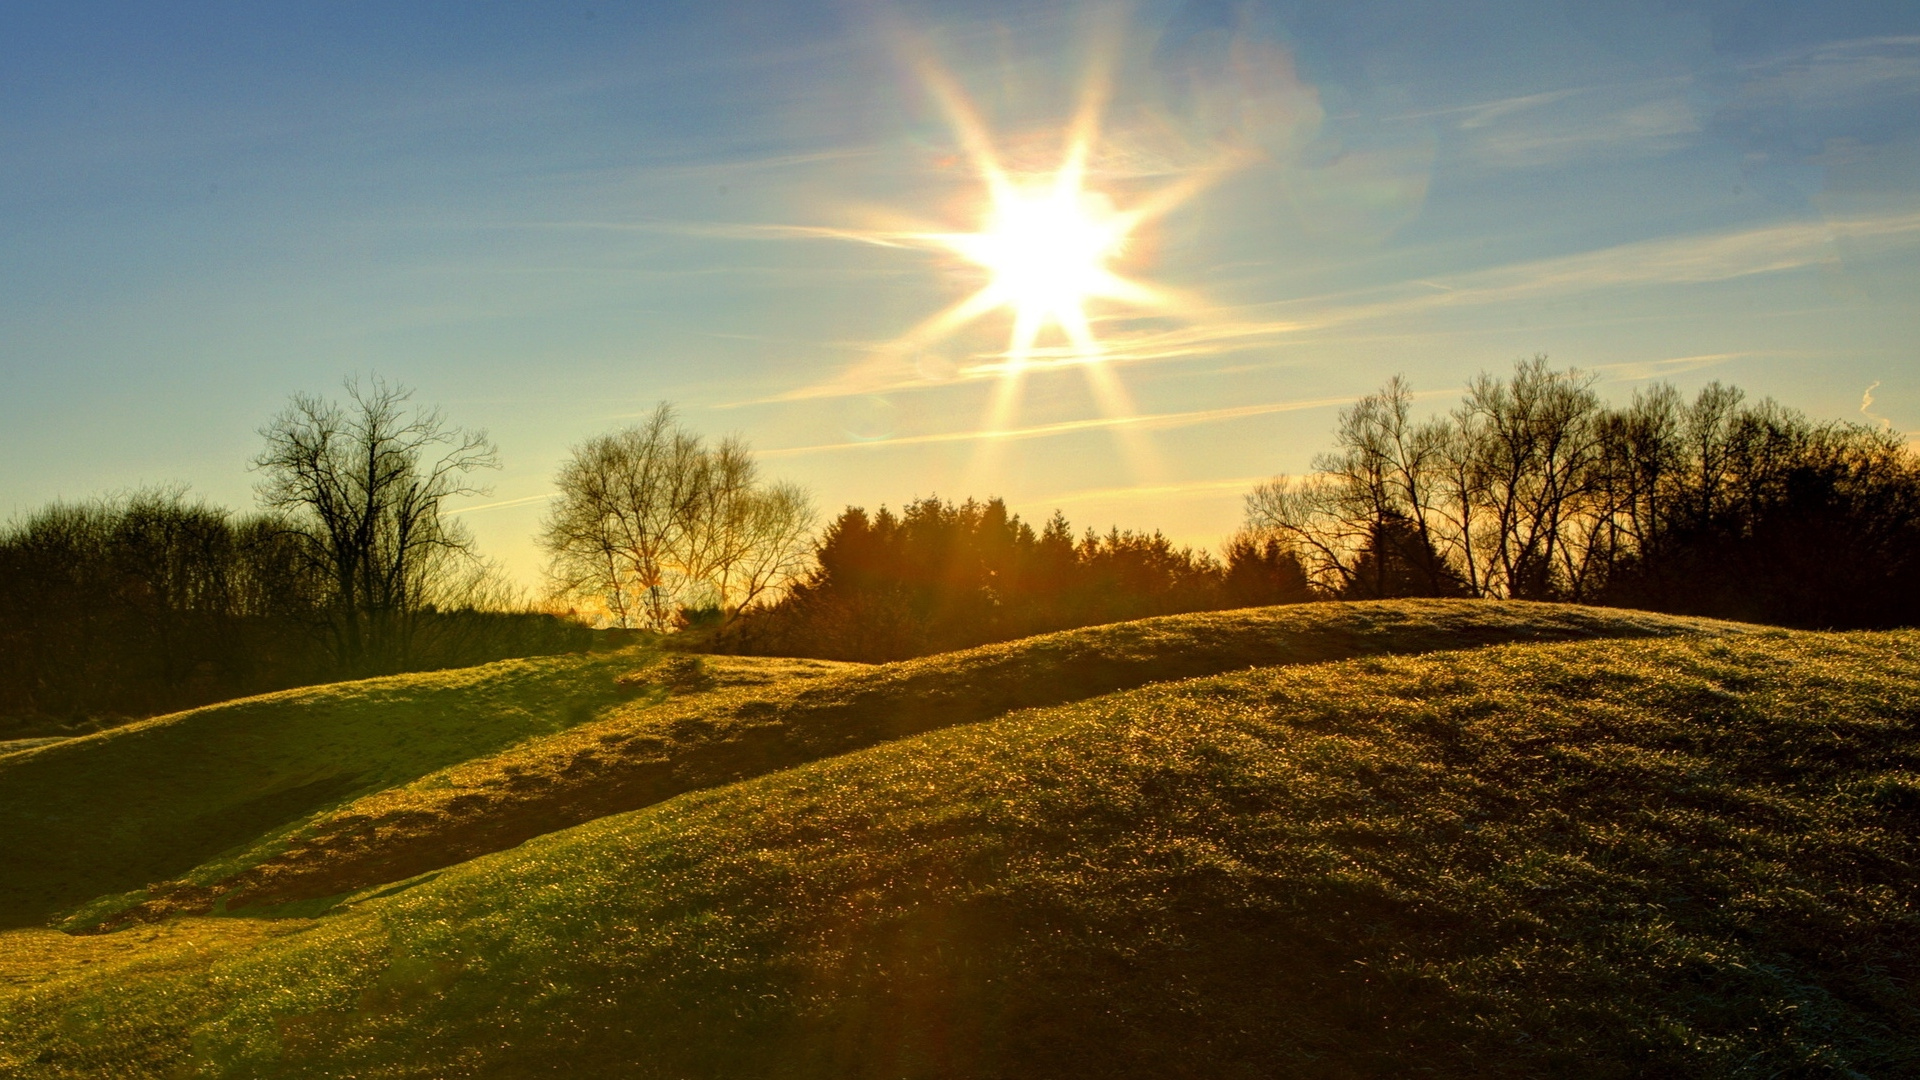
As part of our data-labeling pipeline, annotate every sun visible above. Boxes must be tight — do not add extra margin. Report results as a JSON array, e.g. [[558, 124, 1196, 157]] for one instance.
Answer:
[[835, 40, 1229, 448], [916, 146, 1168, 381], [935, 172, 1153, 366]]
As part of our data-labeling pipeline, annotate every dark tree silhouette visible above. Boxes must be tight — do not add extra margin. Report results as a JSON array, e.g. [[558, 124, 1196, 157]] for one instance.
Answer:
[[253, 377, 499, 674], [1340, 514, 1473, 600], [1245, 361, 1920, 628], [714, 497, 1293, 662], [1223, 534, 1316, 607]]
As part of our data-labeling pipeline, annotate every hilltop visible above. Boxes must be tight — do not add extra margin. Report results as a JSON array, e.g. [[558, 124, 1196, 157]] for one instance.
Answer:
[[2, 601, 1915, 1078]]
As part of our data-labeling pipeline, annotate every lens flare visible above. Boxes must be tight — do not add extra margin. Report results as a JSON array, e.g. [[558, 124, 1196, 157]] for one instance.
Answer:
[[935, 177, 1152, 370], [888, 52, 1223, 464], [798, 28, 1236, 482]]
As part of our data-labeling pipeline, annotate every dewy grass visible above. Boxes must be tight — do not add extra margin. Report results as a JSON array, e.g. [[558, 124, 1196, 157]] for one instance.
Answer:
[[120, 600, 1740, 921], [7, 624, 1912, 1077]]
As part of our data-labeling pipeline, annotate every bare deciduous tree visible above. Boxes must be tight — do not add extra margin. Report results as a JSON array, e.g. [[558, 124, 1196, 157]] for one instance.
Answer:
[[1248, 360, 1614, 601], [1245, 377, 1460, 597], [541, 404, 815, 630], [1244, 473, 1356, 595], [1243, 357, 1920, 619], [253, 377, 499, 673], [1450, 357, 1605, 599], [722, 479, 818, 616]]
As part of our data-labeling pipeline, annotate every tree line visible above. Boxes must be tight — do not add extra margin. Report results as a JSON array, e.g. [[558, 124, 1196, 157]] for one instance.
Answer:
[[0, 380, 588, 735], [693, 359, 1918, 662], [2, 387, 823, 735], [698, 497, 1313, 661], [9, 361, 1916, 727], [1245, 357, 1920, 627], [526, 407, 1307, 660]]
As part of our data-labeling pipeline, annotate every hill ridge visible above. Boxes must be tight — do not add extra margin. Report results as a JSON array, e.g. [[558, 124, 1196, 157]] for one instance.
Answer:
[[4, 626, 1914, 1078], [172, 601, 1743, 924]]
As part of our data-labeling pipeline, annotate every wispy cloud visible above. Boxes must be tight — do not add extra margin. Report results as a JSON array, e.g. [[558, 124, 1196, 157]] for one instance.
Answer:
[[1735, 35, 1920, 109], [496, 217, 927, 249], [1591, 352, 1752, 381], [1389, 209, 1920, 302], [1389, 36, 1920, 175], [1859, 380, 1893, 431], [736, 316, 1314, 405], [1242, 208, 1920, 341], [1390, 76, 1699, 170], [1391, 86, 1586, 126], [1039, 474, 1277, 506], [756, 393, 1363, 459], [1467, 96, 1698, 169], [756, 207, 1920, 403]]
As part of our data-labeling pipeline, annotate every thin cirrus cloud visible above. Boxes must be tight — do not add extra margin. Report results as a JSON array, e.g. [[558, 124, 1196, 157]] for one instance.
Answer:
[[446, 398, 1377, 515], [754, 392, 1374, 459], [1040, 474, 1293, 507], [1732, 35, 1920, 109], [1322, 208, 1920, 315], [1401, 35, 1920, 174], [1395, 76, 1702, 171], [444, 492, 559, 517], [737, 204, 1920, 405], [1590, 352, 1753, 381]]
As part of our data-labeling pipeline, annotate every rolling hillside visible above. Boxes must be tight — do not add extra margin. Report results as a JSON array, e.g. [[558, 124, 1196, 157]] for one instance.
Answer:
[[6, 601, 1731, 932], [0, 648, 853, 929], [4, 602, 1915, 1077]]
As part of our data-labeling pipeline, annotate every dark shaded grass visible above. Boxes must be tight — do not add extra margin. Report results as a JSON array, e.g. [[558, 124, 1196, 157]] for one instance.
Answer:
[[203, 601, 1739, 913], [0, 650, 661, 928], [4, 628, 1914, 1078]]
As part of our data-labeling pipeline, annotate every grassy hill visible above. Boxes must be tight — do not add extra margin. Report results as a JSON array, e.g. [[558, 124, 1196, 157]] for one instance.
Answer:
[[6, 601, 1731, 932], [3, 602, 1915, 1077], [0, 624, 1915, 1077], [0, 647, 852, 929]]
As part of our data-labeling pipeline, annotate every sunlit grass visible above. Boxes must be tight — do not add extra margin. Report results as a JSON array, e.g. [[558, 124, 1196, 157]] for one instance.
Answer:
[[100, 600, 1739, 924], [7, 615, 1909, 1076]]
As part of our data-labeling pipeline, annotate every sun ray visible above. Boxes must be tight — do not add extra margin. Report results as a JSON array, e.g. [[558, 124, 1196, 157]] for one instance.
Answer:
[[967, 305, 1044, 488], [1111, 163, 1237, 234], [908, 108, 1182, 386], [991, 306, 1045, 425], [894, 284, 1008, 352], [1061, 305, 1161, 479], [912, 53, 1014, 203], [852, 34, 1239, 485]]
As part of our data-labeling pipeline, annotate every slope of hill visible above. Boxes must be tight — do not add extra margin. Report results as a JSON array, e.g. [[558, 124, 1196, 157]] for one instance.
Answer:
[[1, 627, 1914, 1078], [45, 601, 1741, 930], [0, 648, 853, 929]]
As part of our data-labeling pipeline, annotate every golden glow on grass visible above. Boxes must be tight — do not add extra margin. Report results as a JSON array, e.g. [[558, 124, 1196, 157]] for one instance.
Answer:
[[8, 614, 1914, 1078]]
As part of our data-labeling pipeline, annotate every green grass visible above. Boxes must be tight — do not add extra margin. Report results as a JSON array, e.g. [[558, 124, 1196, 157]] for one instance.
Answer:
[[108, 601, 1740, 923], [0, 646, 849, 930], [0, 628, 1914, 1078], [0, 650, 646, 929]]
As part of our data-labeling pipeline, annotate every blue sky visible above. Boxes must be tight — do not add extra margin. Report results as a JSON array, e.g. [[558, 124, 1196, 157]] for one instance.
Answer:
[[3, 0, 1917, 587]]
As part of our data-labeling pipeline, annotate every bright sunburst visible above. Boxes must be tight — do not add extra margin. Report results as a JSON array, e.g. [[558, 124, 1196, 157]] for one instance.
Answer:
[[823, 36, 1230, 462], [931, 165, 1157, 370]]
